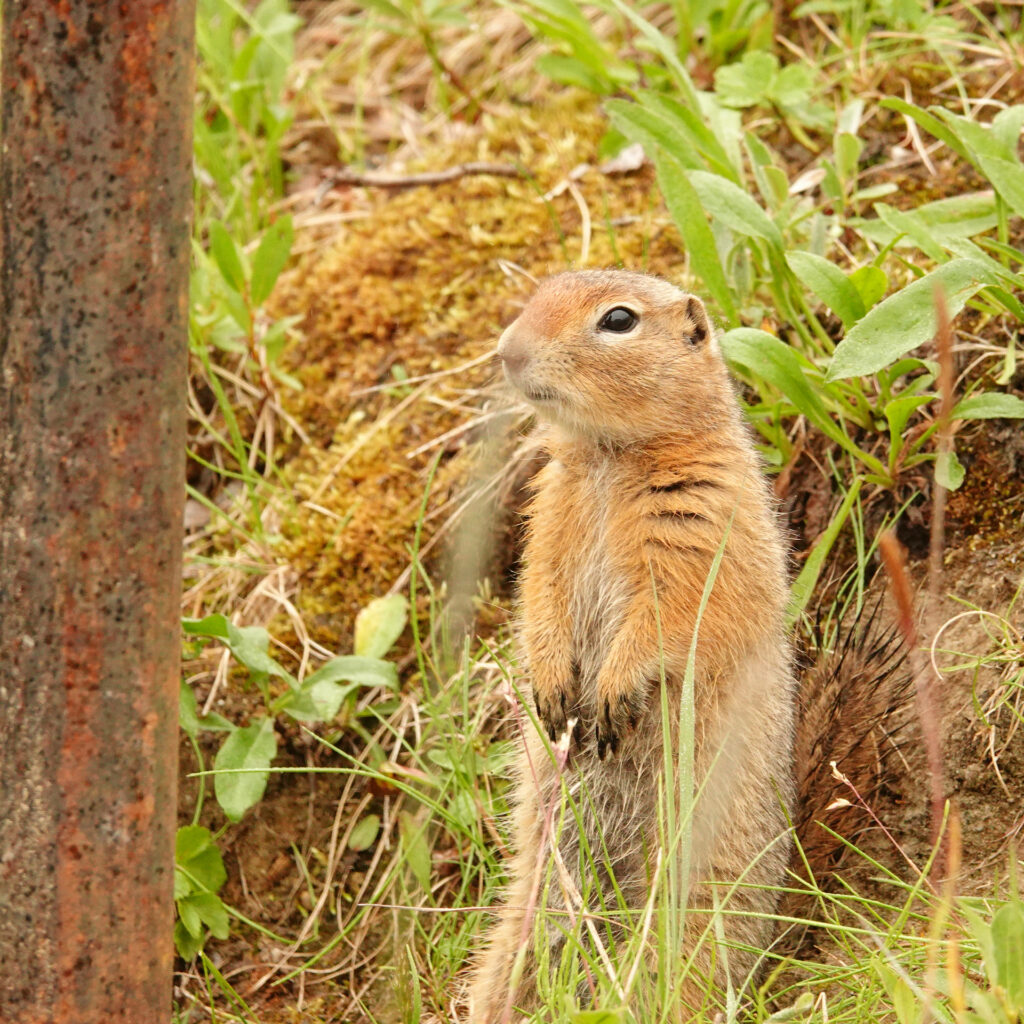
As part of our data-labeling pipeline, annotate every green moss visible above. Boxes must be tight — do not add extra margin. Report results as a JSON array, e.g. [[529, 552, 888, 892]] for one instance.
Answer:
[[267, 93, 690, 647]]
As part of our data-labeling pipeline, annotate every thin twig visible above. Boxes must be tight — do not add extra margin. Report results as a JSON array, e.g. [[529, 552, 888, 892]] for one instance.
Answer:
[[324, 161, 523, 190], [831, 760, 936, 893]]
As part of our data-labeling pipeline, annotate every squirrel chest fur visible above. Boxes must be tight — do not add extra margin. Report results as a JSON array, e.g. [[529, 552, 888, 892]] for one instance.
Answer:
[[469, 270, 796, 1021]]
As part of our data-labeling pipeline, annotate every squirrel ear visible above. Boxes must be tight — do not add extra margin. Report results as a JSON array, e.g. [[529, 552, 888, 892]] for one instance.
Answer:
[[681, 295, 710, 347]]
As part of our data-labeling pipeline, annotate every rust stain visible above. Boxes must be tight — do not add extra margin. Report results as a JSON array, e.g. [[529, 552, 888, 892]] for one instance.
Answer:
[[1, 0, 195, 1018]]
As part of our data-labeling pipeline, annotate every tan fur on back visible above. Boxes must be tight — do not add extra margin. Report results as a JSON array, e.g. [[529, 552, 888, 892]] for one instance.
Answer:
[[469, 271, 795, 1021]]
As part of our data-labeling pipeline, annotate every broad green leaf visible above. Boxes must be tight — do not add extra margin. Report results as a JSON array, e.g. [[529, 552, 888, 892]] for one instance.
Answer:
[[214, 718, 277, 822], [354, 595, 408, 658], [975, 154, 1024, 219], [992, 106, 1024, 158], [175, 823, 211, 861], [198, 711, 235, 732], [447, 791, 477, 829], [785, 251, 865, 328], [848, 266, 887, 311], [174, 919, 204, 960], [858, 192, 998, 248], [892, 974, 920, 1024], [934, 450, 965, 491], [873, 204, 946, 263], [697, 93, 744, 178], [953, 393, 1024, 420], [607, 100, 702, 172], [933, 107, 1005, 161], [644, 92, 739, 181], [250, 216, 294, 306], [284, 655, 398, 722], [885, 393, 933, 441], [961, 902, 996, 983], [881, 98, 971, 163], [653, 150, 738, 323], [486, 741, 513, 773], [178, 897, 203, 938], [687, 170, 784, 250], [992, 901, 1024, 1010], [827, 258, 997, 381], [915, 192, 998, 237], [359, 0, 406, 20], [715, 51, 777, 108], [221, 287, 252, 332], [820, 161, 842, 203], [174, 867, 191, 901], [570, 1012, 627, 1023], [175, 825, 227, 895], [773, 63, 818, 109], [283, 678, 351, 722], [764, 993, 815, 1023], [193, 117, 233, 195], [837, 98, 864, 136], [603, 0, 698, 105], [536, 53, 611, 94], [222, 623, 286, 678], [184, 851, 227, 895], [744, 133, 788, 209], [399, 811, 433, 895], [208, 221, 246, 294], [183, 614, 293, 682], [349, 814, 380, 852], [179, 683, 200, 740], [520, 0, 634, 92], [851, 183, 898, 203], [835, 131, 863, 184], [428, 748, 457, 771], [720, 328, 842, 444], [183, 613, 239, 640], [190, 892, 230, 940], [945, 239, 1024, 308], [303, 655, 398, 691]]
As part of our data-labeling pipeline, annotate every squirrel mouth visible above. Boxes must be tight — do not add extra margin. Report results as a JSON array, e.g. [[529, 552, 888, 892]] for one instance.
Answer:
[[523, 386, 559, 403]]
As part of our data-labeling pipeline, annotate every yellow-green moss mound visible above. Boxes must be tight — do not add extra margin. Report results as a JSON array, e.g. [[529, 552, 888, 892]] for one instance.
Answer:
[[270, 94, 690, 646]]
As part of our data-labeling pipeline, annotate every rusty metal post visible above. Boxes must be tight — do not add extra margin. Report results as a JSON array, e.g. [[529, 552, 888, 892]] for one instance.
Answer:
[[0, 2, 195, 1020]]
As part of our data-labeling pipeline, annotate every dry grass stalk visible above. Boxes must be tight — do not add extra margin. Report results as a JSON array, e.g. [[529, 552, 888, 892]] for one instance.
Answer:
[[878, 532, 946, 856]]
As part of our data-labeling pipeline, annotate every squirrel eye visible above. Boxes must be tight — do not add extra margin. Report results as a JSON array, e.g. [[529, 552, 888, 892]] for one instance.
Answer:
[[598, 306, 639, 333]]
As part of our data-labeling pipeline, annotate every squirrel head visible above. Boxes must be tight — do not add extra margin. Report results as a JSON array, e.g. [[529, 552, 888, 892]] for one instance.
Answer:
[[497, 270, 734, 445]]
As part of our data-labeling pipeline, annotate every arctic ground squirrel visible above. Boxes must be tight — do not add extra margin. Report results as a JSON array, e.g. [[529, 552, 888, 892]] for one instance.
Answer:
[[468, 270, 796, 1020]]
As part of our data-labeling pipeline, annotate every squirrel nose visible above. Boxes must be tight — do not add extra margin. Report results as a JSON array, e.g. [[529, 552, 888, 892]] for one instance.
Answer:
[[497, 331, 530, 376]]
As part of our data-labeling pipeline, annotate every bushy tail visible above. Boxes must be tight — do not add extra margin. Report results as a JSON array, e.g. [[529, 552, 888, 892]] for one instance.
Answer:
[[792, 600, 911, 879]]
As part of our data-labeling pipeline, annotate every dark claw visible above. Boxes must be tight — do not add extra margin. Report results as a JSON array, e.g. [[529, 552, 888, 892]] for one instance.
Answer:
[[622, 694, 640, 731], [596, 699, 619, 760], [535, 684, 575, 746]]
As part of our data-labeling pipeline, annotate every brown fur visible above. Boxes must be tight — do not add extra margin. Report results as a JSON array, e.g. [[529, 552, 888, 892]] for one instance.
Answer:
[[469, 271, 796, 1021]]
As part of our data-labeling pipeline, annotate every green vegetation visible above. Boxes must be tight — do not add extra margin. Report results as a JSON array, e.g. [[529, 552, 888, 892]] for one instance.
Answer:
[[177, 0, 1024, 1020]]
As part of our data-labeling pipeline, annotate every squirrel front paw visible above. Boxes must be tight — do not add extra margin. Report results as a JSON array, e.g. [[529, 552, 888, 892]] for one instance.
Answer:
[[531, 663, 581, 744], [595, 685, 646, 760], [535, 684, 585, 745]]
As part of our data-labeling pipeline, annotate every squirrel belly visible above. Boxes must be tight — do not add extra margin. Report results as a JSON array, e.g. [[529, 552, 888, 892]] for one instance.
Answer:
[[468, 271, 797, 1021]]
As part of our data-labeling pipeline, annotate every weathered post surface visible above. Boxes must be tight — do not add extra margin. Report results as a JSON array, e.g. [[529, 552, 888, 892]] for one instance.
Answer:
[[0, 2, 195, 1020]]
